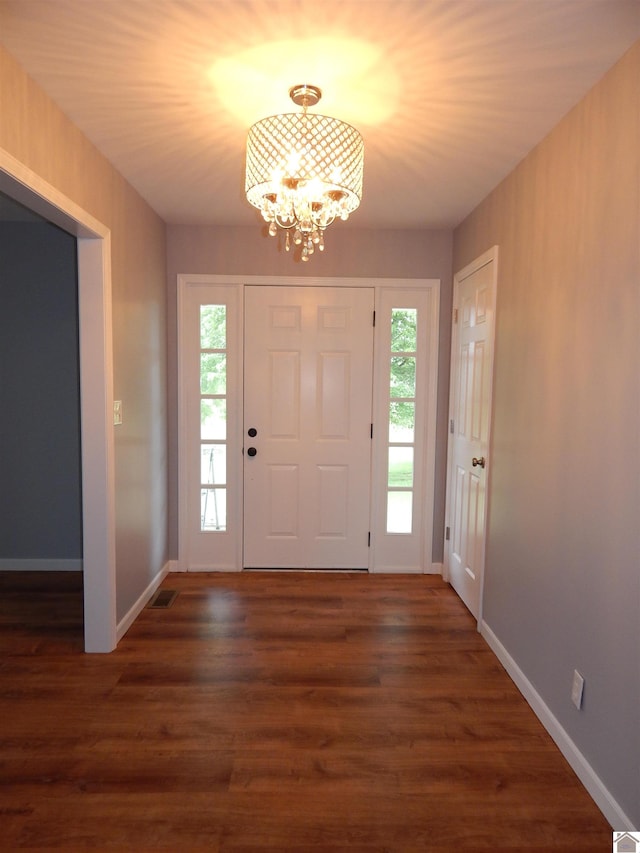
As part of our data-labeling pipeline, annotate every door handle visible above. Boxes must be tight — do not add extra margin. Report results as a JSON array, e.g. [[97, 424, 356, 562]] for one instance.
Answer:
[[248, 428, 257, 437], [247, 447, 257, 457], [472, 456, 486, 468]]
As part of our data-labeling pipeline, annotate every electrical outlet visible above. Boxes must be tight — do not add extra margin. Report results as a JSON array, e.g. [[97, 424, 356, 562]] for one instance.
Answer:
[[571, 670, 585, 709]]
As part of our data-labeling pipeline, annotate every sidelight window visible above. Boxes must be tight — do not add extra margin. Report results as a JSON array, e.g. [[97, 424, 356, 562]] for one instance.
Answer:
[[200, 305, 227, 531], [386, 308, 418, 533]]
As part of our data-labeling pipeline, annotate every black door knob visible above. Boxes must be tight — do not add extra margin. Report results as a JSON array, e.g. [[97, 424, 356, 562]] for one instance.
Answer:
[[248, 428, 257, 437], [247, 447, 257, 457]]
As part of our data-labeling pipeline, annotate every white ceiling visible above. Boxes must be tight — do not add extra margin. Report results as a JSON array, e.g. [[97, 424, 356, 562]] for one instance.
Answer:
[[1, 0, 639, 230]]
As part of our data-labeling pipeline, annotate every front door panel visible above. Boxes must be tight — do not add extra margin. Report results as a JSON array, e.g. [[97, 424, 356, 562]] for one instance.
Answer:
[[243, 286, 374, 568]]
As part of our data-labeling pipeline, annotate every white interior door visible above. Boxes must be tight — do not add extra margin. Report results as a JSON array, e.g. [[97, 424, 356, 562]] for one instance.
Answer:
[[446, 249, 497, 619], [243, 285, 374, 568]]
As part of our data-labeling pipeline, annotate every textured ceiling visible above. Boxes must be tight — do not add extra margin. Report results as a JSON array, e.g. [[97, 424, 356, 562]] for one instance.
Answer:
[[1, 0, 639, 229]]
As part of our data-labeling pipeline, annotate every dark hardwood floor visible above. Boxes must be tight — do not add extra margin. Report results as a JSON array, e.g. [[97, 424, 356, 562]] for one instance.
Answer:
[[0, 571, 611, 850]]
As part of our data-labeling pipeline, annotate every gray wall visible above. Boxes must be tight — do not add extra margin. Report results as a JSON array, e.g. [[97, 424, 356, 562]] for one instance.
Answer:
[[1, 44, 168, 623], [453, 41, 639, 826], [0, 221, 82, 562], [166, 224, 453, 565]]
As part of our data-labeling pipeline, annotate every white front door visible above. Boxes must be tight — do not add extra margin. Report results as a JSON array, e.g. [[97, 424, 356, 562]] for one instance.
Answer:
[[446, 249, 498, 619], [178, 275, 440, 574], [243, 285, 374, 568]]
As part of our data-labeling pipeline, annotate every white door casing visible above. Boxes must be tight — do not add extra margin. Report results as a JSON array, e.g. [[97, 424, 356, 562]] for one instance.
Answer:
[[445, 247, 498, 620], [243, 286, 374, 569], [177, 275, 440, 574]]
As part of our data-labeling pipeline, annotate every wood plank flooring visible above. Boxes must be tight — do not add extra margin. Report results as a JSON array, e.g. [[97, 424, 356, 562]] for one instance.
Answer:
[[0, 571, 611, 850]]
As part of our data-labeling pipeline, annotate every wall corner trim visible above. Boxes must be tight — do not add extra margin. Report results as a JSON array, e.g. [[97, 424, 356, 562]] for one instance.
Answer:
[[480, 620, 634, 831], [116, 562, 171, 643]]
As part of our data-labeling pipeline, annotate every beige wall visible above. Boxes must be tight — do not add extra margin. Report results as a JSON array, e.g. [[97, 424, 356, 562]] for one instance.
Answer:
[[454, 41, 640, 825], [166, 224, 453, 563], [0, 45, 169, 621]]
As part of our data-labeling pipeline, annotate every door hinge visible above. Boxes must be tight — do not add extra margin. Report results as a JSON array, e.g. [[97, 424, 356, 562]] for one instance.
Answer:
[[368, 532, 371, 547], [372, 310, 376, 327], [370, 423, 373, 439], [453, 308, 458, 324], [450, 418, 454, 434], [445, 526, 450, 541]]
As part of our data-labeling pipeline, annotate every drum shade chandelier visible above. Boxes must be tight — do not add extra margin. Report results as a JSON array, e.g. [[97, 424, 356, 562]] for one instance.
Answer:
[[245, 84, 364, 261]]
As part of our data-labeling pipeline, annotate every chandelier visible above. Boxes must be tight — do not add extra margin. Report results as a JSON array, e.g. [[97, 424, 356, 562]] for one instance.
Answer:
[[245, 84, 364, 261]]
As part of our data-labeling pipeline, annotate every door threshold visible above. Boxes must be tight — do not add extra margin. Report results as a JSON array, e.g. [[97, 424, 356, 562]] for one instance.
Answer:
[[242, 567, 369, 573]]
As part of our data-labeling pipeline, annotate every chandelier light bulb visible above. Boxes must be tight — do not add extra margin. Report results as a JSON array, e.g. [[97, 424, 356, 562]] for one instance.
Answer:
[[245, 84, 364, 260]]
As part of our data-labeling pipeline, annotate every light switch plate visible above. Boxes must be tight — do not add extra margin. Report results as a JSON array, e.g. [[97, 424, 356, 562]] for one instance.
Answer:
[[571, 670, 584, 709], [113, 400, 122, 425]]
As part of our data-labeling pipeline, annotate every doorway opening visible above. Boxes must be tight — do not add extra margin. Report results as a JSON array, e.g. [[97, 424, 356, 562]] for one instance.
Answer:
[[0, 150, 117, 652]]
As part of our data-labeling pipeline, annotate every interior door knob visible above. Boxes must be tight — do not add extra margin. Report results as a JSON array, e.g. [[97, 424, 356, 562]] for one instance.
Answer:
[[472, 456, 486, 468], [248, 428, 257, 437], [247, 447, 257, 457]]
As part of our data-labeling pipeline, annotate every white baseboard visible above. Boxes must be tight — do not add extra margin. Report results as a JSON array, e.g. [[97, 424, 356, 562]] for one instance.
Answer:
[[0, 558, 83, 571], [116, 562, 170, 642], [429, 561, 443, 575], [480, 620, 635, 831]]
